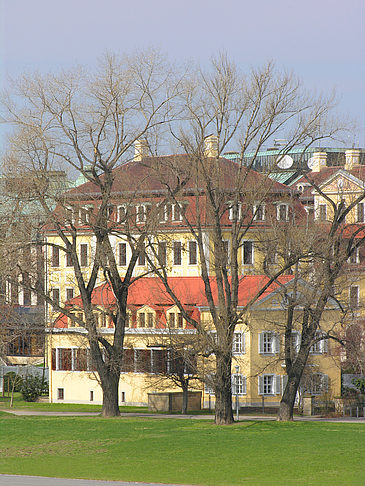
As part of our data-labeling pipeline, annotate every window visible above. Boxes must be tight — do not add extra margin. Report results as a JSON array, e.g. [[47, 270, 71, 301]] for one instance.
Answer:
[[349, 248, 359, 264], [319, 204, 327, 221], [57, 388, 64, 400], [136, 203, 151, 223], [79, 206, 92, 225], [119, 242, 127, 266], [56, 348, 72, 371], [310, 331, 328, 354], [232, 332, 245, 354], [138, 312, 146, 328], [90, 391, 94, 402], [66, 251, 72, 267], [158, 241, 167, 266], [277, 203, 289, 221], [118, 205, 127, 223], [243, 241, 254, 265], [253, 203, 265, 221], [177, 313, 183, 328], [137, 246, 146, 266], [259, 331, 279, 354], [52, 288, 60, 309], [231, 374, 246, 395], [147, 312, 154, 328], [291, 331, 300, 355], [173, 241, 182, 265], [151, 349, 168, 374], [350, 285, 360, 309], [135, 349, 151, 373], [51, 247, 60, 267], [306, 373, 329, 395], [80, 244, 88, 267], [357, 203, 365, 223], [188, 241, 197, 265], [169, 313, 175, 328], [66, 288, 74, 302], [172, 203, 183, 221], [258, 374, 281, 395], [228, 202, 242, 221]]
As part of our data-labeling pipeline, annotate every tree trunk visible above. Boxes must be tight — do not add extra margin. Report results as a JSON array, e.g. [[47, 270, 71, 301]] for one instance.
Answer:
[[182, 384, 188, 414], [277, 369, 302, 421], [100, 372, 120, 417], [215, 352, 234, 425]]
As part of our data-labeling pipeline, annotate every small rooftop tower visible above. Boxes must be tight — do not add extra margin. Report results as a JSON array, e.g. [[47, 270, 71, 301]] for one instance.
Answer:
[[345, 149, 360, 171], [204, 135, 219, 158], [134, 139, 149, 161]]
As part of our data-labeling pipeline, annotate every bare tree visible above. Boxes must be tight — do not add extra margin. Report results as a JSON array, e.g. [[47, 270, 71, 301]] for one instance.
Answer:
[[143, 55, 344, 424], [1, 51, 179, 416]]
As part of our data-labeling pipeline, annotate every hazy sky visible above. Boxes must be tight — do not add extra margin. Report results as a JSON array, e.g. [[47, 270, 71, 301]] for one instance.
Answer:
[[1, 0, 364, 147]]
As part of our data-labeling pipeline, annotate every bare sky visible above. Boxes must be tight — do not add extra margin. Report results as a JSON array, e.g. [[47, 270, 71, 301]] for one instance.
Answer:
[[1, 0, 364, 146]]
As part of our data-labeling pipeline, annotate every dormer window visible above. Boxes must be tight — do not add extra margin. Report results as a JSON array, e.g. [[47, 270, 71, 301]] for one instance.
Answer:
[[277, 203, 289, 221], [253, 203, 265, 221], [318, 204, 327, 221], [117, 205, 128, 223], [228, 201, 242, 221], [357, 203, 365, 223], [136, 203, 151, 223], [79, 206, 93, 225]]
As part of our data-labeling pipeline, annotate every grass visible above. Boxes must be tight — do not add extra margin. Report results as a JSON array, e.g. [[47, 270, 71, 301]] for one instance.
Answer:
[[0, 392, 217, 414], [0, 415, 364, 485]]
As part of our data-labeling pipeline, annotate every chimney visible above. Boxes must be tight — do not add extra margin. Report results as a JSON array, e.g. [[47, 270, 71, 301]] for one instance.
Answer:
[[134, 139, 149, 161], [204, 135, 219, 158], [345, 149, 360, 171], [311, 152, 327, 172]]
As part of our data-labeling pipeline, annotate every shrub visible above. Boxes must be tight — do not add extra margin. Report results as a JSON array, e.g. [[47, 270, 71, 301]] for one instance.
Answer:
[[352, 378, 365, 395], [3, 372, 23, 393], [20, 376, 48, 402]]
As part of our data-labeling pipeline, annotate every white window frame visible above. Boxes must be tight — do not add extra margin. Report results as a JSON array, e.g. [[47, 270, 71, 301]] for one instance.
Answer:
[[277, 203, 289, 221], [349, 247, 359, 264], [172, 203, 183, 222], [253, 203, 265, 221], [228, 201, 242, 221], [317, 203, 327, 221], [79, 205, 93, 225], [231, 374, 246, 395], [259, 331, 279, 355], [232, 332, 245, 355], [136, 203, 151, 223], [258, 374, 281, 395], [117, 205, 128, 224], [309, 331, 328, 354], [308, 373, 329, 396]]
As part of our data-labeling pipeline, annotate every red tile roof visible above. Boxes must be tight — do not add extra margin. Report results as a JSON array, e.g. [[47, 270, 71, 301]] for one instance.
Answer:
[[66, 155, 291, 199], [53, 275, 293, 328]]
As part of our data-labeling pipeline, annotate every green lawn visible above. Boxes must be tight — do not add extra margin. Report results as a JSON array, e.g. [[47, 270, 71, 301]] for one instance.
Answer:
[[0, 416, 364, 485]]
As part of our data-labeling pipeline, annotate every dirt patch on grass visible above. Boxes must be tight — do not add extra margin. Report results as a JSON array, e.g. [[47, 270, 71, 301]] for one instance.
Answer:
[[0, 439, 113, 457]]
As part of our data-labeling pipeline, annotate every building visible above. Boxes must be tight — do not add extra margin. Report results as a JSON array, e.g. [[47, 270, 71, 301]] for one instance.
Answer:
[[44, 140, 342, 407]]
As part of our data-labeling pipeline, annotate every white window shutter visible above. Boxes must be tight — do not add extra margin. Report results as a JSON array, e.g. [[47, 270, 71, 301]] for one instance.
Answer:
[[322, 374, 329, 393], [275, 375, 281, 394], [322, 337, 328, 353], [258, 376, 264, 395], [274, 333, 280, 354], [242, 332, 246, 354], [282, 375, 288, 395], [259, 333, 264, 354], [243, 376, 247, 395]]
